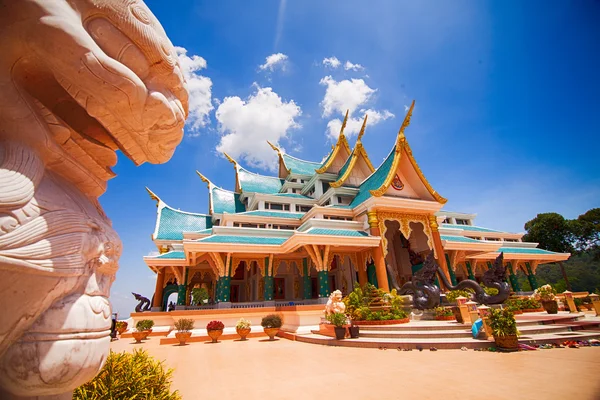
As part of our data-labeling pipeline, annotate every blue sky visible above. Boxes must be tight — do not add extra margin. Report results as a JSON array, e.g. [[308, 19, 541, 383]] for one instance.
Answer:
[[105, 0, 600, 315]]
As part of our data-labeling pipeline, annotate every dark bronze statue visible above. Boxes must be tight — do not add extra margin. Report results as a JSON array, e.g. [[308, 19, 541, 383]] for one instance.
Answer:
[[132, 292, 152, 312], [395, 252, 441, 310]]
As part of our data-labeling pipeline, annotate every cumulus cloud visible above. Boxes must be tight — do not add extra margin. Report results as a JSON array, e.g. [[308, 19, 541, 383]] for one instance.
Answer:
[[175, 46, 213, 136], [326, 109, 395, 140], [215, 84, 301, 171], [259, 53, 289, 72], [344, 61, 364, 71], [322, 56, 341, 69], [319, 76, 376, 117]]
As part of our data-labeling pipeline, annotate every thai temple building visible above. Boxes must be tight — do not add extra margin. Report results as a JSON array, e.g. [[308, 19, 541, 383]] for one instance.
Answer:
[[143, 102, 570, 311]]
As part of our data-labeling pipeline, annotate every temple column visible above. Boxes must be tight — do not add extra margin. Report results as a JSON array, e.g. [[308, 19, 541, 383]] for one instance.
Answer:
[[367, 211, 389, 292], [444, 253, 458, 286], [177, 267, 188, 305], [428, 215, 452, 285], [153, 268, 165, 309], [302, 258, 312, 299], [317, 270, 329, 298], [263, 256, 274, 301], [506, 262, 521, 292], [216, 256, 232, 302], [525, 262, 538, 290], [465, 261, 475, 280], [357, 253, 368, 287]]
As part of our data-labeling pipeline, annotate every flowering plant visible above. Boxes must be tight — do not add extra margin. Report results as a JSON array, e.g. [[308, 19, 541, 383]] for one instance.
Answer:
[[532, 284, 556, 301], [236, 318, 251, 330], [206, 320, 224, 331]]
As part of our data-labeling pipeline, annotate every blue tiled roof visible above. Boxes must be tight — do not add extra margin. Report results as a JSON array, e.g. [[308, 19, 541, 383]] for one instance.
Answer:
[[331, 205, 353, 209], [440, 235, 482, 243], [198, 235, 287, 245], [272, 193, 312, 199], [349, 146, 396, 207], [238, 167, 284, 194], [319, 149, 334, 170], [212, 186, 246, 214], [156, 207, 212, 240], [500, 247, 558, 255], [241, 210, 304, 219], [196, 228, 213, 235], [306, 228, 369, 237], [155, 251, 185, 259], [441, 224, 501, 233], [282, 154, 320, 176]]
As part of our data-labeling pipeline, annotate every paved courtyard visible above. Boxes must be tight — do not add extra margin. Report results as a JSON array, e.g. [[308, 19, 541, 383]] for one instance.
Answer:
[[110, 336, 600, 400]]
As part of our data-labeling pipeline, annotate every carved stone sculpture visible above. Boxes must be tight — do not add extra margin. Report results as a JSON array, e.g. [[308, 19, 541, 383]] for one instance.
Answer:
[[133, 292, 152, 312], [0, 1, 188, 398], [325, 290, 346, 316], [397, 252, 441, 310]]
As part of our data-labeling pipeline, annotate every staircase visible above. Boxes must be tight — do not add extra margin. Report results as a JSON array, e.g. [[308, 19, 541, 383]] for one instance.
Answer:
[[291, 313, 600, 350]]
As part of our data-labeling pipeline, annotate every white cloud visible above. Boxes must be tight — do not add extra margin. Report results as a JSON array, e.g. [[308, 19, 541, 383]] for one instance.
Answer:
[[344, 60, 364, 71], [322, 56, 341, 69], [319, 76, 376, 117], [259, 53, 289, 72], [326, 108, 395, 140], [175, 46, 213, 136], [215, 84, 302, 171]]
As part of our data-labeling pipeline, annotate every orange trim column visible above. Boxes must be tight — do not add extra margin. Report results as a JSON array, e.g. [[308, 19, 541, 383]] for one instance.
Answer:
[[428, 215, 452, 286], [367, 211, 389, 292], [357, 252, 368, 287], [153, 268, 165, 308]]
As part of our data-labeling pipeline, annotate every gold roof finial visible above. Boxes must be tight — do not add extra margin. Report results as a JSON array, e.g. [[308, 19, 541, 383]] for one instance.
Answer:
[[145, 187, 161, 206], [196, 171, 212, 189], [266, 140, 279, 152], [397, 100, 415, 145], [339, 109, 349, 139], [223, 152, 237, 166], [357, 114, 368, 142]]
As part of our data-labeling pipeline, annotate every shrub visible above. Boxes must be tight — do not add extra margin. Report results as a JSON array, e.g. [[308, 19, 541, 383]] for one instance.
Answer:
[[191, 287, 209, 305], [446, 289, 474, 302], [73, 349, 180, 400], [115, 321, 128, 331], [434, 307, 453, 317], [261, 314, 282, 328], [136, 319, 154, 331], [174, 318, 194, 332], [236, 318, 251, 330], [489, 308, 519, 337], [520, 298, 541, 310], [482, 285, 499, 296], [206, 320, 224, 331], [327, 312, 348, 327]]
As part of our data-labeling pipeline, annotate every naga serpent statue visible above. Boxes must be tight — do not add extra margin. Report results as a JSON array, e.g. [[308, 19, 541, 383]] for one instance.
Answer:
[[395, 252, 441, 310], [133, 292, 152, 312], [0, 1, 187, 398], [436, 252, 510, 305]]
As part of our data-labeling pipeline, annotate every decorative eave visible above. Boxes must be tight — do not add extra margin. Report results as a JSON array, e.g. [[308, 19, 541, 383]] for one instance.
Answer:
[[223, 152, 241, 193], [196, 171, 215, 214], [315, 110, 352, 174], [330, 114, 375, 188], [267, 141, 291, 176], [368, 100, 447, 204]]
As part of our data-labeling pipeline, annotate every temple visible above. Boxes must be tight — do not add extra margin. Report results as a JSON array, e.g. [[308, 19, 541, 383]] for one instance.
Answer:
[[143, 102, 570, 311]]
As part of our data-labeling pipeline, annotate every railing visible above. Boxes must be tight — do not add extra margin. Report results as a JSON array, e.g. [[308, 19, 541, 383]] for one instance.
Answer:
[[180, 299, 322, 311], [185, 305, 216, 310], [231, 302, 267, 309]]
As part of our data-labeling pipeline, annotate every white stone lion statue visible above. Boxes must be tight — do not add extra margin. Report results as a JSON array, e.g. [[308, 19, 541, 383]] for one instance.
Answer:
[[325, 290, 346, 316]]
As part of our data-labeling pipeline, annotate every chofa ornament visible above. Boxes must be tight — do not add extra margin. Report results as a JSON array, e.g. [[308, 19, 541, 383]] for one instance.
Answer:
[[0, 0, 188, 398]]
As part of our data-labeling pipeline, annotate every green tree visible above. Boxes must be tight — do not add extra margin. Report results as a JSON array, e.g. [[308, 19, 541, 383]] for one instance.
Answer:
[[571, 208, 600, 258]]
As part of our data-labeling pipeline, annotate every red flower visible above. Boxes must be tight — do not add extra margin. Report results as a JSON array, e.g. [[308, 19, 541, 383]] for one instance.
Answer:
[[206, 320, 224, 331]]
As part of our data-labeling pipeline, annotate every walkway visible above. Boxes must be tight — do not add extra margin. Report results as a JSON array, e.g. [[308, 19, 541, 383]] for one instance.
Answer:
[[110, 336, 600, 400]]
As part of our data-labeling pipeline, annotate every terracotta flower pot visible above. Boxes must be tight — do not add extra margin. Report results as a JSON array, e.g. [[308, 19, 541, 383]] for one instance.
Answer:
[[141, 329, 152, 340], [132, 331, 145, 344], [207, 329, 223, 343], [494, 334, 519, 352], [542, 300, 558, 314], [175, 331, 192, 345], [236, 327, 251, 341], [117, 327, 127, 335], [263, 327, 279, 340]]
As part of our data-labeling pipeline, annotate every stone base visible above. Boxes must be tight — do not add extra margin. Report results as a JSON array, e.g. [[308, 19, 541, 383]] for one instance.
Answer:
[[314, 323, 349, 338], [410, 309, 436, 320], [151, 307, 162, 312]]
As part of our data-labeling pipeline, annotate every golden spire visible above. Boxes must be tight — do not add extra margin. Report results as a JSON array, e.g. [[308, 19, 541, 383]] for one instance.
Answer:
[[223, 152, 237, 166], [396, 100, 415, 148], [357, 114, 368, 142], [196, 171, 212, 189], [266, 140, 279, 152], [339, 109, 349, 139], [145, 187, 161, 206]]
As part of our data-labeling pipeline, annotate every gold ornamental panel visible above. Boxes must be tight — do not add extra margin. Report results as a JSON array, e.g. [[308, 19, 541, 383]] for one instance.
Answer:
[[376, 211, 435, 258]]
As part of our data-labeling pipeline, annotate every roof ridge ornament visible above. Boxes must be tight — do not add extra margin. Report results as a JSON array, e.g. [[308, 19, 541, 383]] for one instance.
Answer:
[[396, 100, 415, 151], [315, 109, 352, 174], [223, 152, 238, 166], [339, 109, 349, 140], [357, 114, 368, 143], [145, 187, 161, 207], [196, 171, 213, 189]]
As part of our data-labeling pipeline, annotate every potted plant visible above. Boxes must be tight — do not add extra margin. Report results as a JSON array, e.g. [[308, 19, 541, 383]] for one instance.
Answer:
[[489, 307, 519, 352], [532, 284, 558, 314], [131, 329, 145, 343], [206, 320, 224, 343], [261, 314, 282, 340], [505, 298, 524, 314], [116, 321, 128, 335], [327, 312, 348, 340], [136, 319, 154, 340], [236, 318, 252, 341], [520, 298, 542, 312], [174, 318, 194, 345], [434, 306, 455, 321]]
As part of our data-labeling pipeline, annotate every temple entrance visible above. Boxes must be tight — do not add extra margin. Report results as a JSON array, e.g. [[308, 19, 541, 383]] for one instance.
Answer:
[[274, 278, 285, 299], [231, 284, 240, 302]]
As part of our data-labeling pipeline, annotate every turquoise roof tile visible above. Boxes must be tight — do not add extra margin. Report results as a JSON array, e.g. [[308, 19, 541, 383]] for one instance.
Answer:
[[499, 247, 557, 255], [440, 235, 482, 243], [212, 186, 246, 214], [156, 207, 212, 240], [241, 210, 304, 219], [319, 149, 334, 170], [441, 224, 501, 233], [238, 167, 284, 194], [282, 154, 321, 175], [331, 205, 353, 209], [306, 228, 369, 237], [196, 228, 213, 235], [155, 251, 185, 259], [349, 146, 396, 207], [272, 193, 312, 199], [198, 235, 287, 245]]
